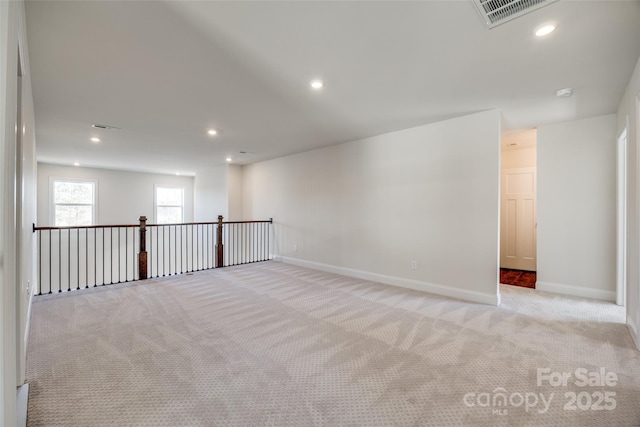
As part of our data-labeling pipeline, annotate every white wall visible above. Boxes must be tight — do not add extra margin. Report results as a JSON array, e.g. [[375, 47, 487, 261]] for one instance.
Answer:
[[537, 115, 617, 301], [243, 110, 501, 305], [194, 165, 228, 221], [17, 20, 37, 391], [193, 164, 244, 222], [618, 54, 640, 349], [1, 1, 37, 425], [228, 164, 243, 220], [37, 163, 194, 226]]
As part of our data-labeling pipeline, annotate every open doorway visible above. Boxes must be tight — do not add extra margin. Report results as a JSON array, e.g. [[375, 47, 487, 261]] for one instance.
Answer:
[[499, 129, 537, 289]]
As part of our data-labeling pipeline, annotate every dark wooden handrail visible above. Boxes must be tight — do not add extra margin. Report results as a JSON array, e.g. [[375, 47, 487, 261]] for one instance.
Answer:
[[34, 218, 273, 231], [146, 219, 272, 227], [33, 223, 139, 231], [217, 219, 273, 225]]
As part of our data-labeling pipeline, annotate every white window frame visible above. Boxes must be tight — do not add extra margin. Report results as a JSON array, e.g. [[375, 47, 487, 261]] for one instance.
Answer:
[[49, 177, 98, 226], [154, 185, 184, 224]]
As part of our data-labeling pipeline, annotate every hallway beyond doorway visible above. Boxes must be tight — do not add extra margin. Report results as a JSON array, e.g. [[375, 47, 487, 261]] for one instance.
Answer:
[[500, 268, 536, 289]]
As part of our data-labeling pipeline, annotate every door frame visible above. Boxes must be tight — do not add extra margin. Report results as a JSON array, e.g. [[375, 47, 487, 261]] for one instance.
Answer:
[[616, 119, 628, 307]]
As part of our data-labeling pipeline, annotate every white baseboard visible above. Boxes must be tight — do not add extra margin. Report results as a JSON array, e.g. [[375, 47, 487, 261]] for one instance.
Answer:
[[23, 287, 34, 368], [536, 281, 615, 302], [17, 383, 29, 427], [274, 256, 500, 306], [627, 314, 639, 351]]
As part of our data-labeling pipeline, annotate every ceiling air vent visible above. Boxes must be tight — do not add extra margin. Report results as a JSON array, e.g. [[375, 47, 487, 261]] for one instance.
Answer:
[[471, 0, 558, 28], [91, 123, 120, 130]]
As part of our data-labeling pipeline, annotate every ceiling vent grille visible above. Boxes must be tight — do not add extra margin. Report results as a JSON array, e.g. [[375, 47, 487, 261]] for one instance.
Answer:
[[91, 123, 120, 130], [471, 0, 558, 28]]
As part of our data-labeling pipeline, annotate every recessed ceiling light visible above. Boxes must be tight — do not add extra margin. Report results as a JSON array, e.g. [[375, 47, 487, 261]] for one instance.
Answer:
[[555, 87, 573, 98], [73, 162, 80, 167], [208, 129, 218, 136], [176, 172, 180, 176], [310, 79, 324, 90], [226, 157, 232, 162], [535, 23, 557, 37], [90, 137, 100, 143]]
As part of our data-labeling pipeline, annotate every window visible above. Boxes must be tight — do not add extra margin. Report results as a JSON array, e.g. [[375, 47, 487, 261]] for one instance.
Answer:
[[52, 179, 95, 226], [156, 187, 183, 224]]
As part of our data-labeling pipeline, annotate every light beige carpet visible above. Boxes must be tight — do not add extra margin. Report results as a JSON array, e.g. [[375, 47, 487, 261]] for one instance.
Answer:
[[26, 262, 640, 426]]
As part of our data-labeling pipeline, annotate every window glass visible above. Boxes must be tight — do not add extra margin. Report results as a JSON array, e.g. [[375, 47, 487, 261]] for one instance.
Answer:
[[53, 180, 95, 226], [156, 187, 183, 224]]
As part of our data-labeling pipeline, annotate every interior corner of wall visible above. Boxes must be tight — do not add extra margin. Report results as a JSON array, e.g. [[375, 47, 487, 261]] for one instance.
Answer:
[[627, 314, 639, 350]]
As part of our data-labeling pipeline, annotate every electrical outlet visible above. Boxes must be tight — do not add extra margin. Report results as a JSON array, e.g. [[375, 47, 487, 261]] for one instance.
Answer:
[[293, 244, 298, 252], [410, 260, 417, 270]]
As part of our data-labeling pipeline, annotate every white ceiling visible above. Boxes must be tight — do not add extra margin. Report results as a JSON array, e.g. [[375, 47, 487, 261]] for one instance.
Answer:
[[25, 0, 640, 175], [502, 128, 537, 151]]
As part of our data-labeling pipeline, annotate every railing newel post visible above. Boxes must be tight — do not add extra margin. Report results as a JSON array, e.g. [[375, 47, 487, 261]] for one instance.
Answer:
[[216, 215, 224, 268], [138, 216, 148, 280]]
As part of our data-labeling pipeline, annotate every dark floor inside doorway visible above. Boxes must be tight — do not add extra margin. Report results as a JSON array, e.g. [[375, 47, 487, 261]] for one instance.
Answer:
[[500, 268, 536, 289]]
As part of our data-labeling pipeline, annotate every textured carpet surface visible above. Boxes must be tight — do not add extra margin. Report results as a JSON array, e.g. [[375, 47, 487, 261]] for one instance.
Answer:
[[26, 262, 640, 426]]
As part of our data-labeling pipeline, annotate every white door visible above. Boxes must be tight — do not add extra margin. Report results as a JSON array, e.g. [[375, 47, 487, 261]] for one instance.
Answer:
[[500, 167, 536, 271]]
